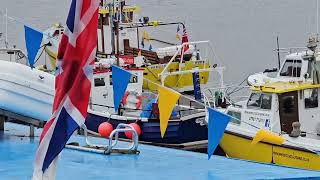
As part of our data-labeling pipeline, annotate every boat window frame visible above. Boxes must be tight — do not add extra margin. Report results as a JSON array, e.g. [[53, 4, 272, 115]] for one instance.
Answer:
[[304, 88, 318, 109], [227, 110, 241, 125], [109, 74, 138, 85], [279, 59, 302, 77], [247, 92, 272, 110], [94, 77, 106, 87]]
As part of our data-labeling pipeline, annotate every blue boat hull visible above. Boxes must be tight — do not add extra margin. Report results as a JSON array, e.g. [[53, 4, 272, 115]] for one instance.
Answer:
[[85, 113, 208, 144]]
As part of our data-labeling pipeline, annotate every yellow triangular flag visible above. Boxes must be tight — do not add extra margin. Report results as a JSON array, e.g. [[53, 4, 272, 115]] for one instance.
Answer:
[[251, 129, 285, 145], [158, 86, 180, 138], [143, 30, 151, 42]]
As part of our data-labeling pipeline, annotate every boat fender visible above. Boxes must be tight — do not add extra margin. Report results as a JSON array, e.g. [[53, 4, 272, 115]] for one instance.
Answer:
[[251, 129, 285, 145], [98, 122, 114, 138], [125, 123, 141, 139], [136, 96, 143, 109]]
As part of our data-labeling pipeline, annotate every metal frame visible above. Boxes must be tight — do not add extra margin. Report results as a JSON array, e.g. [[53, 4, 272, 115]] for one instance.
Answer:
[[66, 123, 139, 155]]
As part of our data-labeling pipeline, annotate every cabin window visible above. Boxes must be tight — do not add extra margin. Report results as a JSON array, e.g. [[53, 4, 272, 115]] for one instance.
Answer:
[[280, 59, 302, 77], [304, 89, 318, 108], [247, 93, 272, 110], [281, 96, 295, 114], [227, 111, 241, 125], [130, 75, 138, 83], [94, 78, 105, 87], [98, 15, 109, 29], [109, 75, 137, 85]]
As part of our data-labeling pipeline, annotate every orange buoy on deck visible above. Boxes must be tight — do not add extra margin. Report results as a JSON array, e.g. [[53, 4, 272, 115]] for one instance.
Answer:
[[98, 122, 114, 138], [125, 123, 141, 139]]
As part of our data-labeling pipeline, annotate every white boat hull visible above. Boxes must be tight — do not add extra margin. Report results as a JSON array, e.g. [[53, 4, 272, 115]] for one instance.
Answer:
[[0, 61, 54, 121]]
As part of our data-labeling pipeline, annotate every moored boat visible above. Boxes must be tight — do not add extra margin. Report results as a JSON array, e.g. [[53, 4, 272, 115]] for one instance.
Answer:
[[0, 40, 223, 148], [43, 0, 212, 93], [248, 38, 319, 86], [204, 40, 320, 169]]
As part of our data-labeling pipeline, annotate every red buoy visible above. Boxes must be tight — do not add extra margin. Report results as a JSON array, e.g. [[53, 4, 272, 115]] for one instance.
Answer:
[[98, 122, 114, 138], [125, 123, 141, 139]]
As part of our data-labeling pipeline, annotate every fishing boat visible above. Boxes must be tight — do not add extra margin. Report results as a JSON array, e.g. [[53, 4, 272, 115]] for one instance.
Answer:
[[247, 37, 319, 86], [85, 40, 224, 146], [204, 40, 320, 170], [43, 0, 211, 93], [0, 38, 224, 148]]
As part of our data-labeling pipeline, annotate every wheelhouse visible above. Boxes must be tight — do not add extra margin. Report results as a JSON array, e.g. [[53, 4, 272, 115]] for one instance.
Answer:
[[227, 82, 320, 139]]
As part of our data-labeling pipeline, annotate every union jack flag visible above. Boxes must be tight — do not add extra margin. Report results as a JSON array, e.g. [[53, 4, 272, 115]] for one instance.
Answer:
[[33, 0, 99, 179], [181, 24, 189, 54]]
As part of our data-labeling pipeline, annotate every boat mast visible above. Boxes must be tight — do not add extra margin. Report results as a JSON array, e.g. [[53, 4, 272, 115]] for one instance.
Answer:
[[317, 0, 319, 37], [116, 1, 121, 66], [5, 8, 8, 48], [276, 36, 281, 69], [109, 2, 116, 56]]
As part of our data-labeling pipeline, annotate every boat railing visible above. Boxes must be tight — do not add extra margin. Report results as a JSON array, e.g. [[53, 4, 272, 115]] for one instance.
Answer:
[[0, 47, 27, 64], [159, 40, 225, 87], [203, 85, 250, 108], [275, 47, 317, 54], [66, 123, 139, 155]]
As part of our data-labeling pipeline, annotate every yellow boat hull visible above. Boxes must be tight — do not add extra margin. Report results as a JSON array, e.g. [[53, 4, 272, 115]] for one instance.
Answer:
[[143, 61, 210, 92], [220, 132, 320, 170], [45, 49, 210, 91]]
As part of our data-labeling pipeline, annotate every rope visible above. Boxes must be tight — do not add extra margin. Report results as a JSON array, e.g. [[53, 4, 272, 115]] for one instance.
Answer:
[[33, 43, 49, 65]]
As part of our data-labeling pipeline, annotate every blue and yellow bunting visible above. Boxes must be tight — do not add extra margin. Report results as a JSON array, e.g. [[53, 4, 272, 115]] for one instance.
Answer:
[[207, 107, 231, 159], [24, 25, 44, 68], [158, 86, 181, 138], [112, 65, 132, 112]]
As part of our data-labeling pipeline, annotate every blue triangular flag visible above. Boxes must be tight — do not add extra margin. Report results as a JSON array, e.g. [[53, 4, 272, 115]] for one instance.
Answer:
[[112, 65, 132, 112], [207, 107, 231, 159], [149, 44, 153, 51], [24, 25, 43, 68]]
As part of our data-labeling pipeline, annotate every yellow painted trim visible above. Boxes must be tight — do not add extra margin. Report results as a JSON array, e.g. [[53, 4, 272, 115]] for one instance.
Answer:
[[99, 6, 141, 14], [251, 81, 320, 93]]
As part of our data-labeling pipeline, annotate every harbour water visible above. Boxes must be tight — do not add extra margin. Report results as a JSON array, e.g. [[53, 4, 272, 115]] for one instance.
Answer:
[[1, 0, 319, 83]]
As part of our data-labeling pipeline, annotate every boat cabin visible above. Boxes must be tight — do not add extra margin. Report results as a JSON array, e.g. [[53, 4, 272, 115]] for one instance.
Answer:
[[247, 50, 320, 85], [227, 81, 320, 140], [90, 66, 144, 115]]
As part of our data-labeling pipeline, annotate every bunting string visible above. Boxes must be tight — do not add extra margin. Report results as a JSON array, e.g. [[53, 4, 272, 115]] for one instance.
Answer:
[[111, 65, 320, 158]]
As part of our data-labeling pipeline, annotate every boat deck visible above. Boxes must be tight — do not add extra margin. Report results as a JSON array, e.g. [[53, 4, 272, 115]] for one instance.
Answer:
[[1, 123, 320, 180]]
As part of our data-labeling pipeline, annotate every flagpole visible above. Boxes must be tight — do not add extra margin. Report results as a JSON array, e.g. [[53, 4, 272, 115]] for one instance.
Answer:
[[115, 0, 120, 66]]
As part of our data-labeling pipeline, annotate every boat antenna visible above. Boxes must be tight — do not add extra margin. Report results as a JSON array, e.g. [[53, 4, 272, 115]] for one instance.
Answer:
[[5, 8, 8, 48], [317, 0, 319, 37], [276, 35, 281, 69], [109, 2, 116, 56]]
